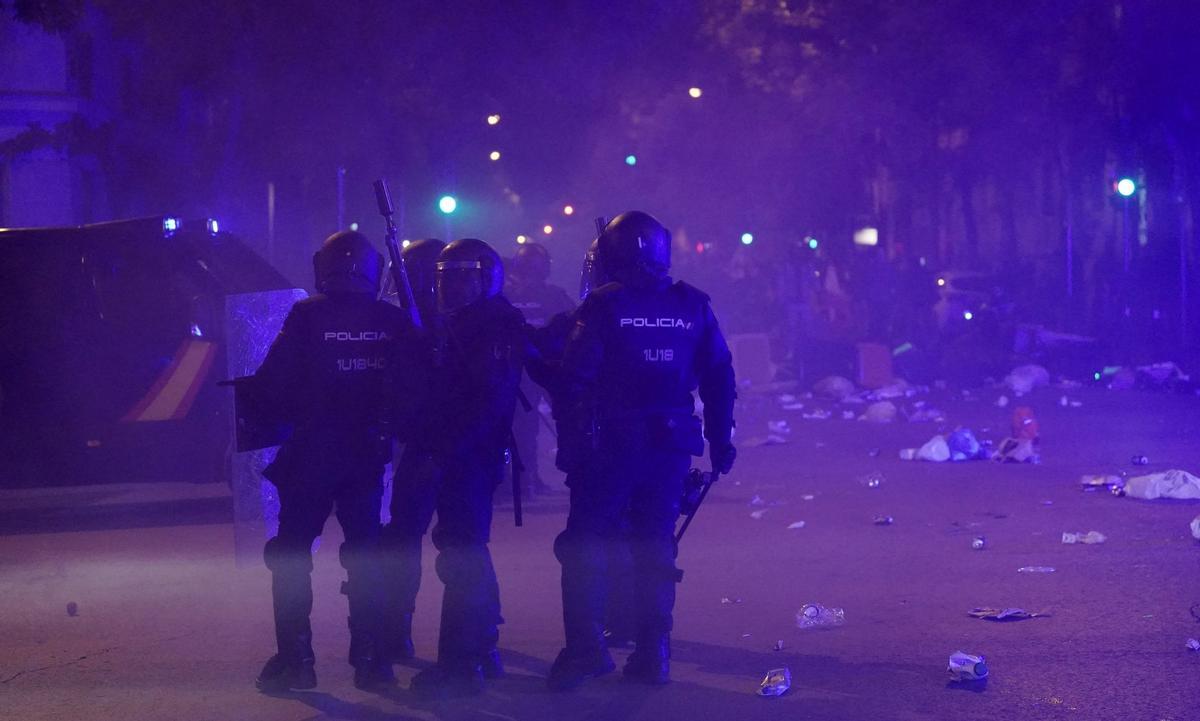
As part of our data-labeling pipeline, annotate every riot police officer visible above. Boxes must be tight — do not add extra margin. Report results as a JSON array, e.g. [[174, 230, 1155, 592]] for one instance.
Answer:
[[379, 237, 444, 663], [251, 230, 423, 691], [506, 242, 575, 495], [526, 238, 637, 649], [407, 238, 527, 697], [548, 211, 736, 690]]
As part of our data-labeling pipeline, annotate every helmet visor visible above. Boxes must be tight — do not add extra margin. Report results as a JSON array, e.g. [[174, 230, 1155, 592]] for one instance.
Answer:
[[436, 260, 483, 312]]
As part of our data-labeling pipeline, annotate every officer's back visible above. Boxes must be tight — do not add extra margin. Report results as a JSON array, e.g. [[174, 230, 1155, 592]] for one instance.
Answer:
[[576, 278, 715, 424], [548, 211, 735, 691], [255, 234, 420, 459]]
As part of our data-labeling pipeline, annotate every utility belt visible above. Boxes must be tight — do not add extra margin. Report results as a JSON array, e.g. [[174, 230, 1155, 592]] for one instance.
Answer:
[[595, 412, 704, 456]]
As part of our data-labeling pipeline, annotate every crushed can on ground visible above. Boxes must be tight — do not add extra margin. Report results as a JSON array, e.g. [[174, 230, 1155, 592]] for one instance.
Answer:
[[948, 651, 989, 681], [757, 666, 792, 697], [796, 603, 845, 629], [968, 607, 1048, 621], [1061, 531, 1106, 544]]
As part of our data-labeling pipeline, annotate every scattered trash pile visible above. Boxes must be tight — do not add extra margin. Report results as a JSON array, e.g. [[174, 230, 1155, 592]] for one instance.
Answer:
[[745, 361, 1200, 697], [1120, 469, 1200, 500], [894, 400, 1044, 464], [1083, 468, 1200, 541], [1004, 364, 1050, 396], [1084, 468, 1200, 501], [772, 376, 942, 428], [899, 427, 989, 462], [1098, 361, 1194, 392]]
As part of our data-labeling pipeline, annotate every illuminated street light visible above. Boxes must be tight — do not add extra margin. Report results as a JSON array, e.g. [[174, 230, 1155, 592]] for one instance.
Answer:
[[853, 227, 879, 246], [401, 239, 411, 249], [963, 311, 974, 321], [624, 154, 637, 166], [489, 150, 501, 161], [1116, 177, 1136, 197], [543, 224, 553, 235], [937, 277, 947, 287], [740, 232, 754, 245], [688, 87, 702, 99], [806, 237, 819, 250], [487, 114, 501, 125], [516, 235, 528, 244], [563, 205, 574, 216], [349, 222, 359, 231], [438, 195, 457, 214]]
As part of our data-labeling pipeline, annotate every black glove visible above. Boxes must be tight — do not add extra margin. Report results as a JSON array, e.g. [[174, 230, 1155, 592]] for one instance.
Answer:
[[709, 442, 736, 475]]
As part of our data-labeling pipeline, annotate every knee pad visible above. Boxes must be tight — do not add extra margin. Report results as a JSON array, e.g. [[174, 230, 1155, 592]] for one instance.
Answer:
[[263, 536, 314, 574], [553, 530, 588, 566], [338, 540, 379, 574], [554, 529, 607, 570], [434, 544, 490, 585]]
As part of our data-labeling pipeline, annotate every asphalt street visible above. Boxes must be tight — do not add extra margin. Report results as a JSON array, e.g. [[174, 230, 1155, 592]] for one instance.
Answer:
[[2, 383, 1198, 721]]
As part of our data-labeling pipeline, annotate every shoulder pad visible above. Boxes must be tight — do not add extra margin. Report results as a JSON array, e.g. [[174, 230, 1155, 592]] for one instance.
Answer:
[[671, 280, 711, 303]]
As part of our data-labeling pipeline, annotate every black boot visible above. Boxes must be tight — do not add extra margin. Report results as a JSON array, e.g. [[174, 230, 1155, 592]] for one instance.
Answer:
[[480, 648, 505, 679], [256, 631, 317, 691], [260, 542, 317, 692], [387, 613, 416, 662], [623, 634, 670, 685], [349, 618, 396, 690], [547, 646, 615, 691], [411, 660, 485, 698]]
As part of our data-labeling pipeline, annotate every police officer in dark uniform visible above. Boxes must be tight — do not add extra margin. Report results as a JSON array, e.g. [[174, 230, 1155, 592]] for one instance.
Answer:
[[547, 211, 736, 690], [407, 238, 527, 697], [379, 237, 444, 662], [251, 230, 423, 691], [526, 238, 637, 648], [506, 242, 575, 495]]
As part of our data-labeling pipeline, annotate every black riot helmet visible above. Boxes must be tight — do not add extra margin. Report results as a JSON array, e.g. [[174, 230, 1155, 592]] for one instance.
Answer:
[[400, 238, 445, 319], [512, 242, 552, 284], [313, 230, 383, 295], [579, 238, 609, 300], [435, 238, 505, 312], [597, 210, 671, 283]]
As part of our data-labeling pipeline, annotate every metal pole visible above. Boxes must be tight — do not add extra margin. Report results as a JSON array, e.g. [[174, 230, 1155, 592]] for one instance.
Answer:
[[1065, 185, 1074, 300], [1122, 198, 1131, 275], [1182, 202, 1191, 346], [336, 166, 346, 230], [266, 181, 276, 265]]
